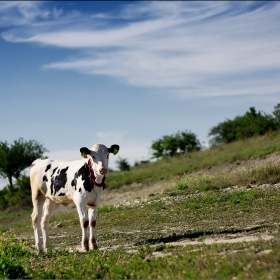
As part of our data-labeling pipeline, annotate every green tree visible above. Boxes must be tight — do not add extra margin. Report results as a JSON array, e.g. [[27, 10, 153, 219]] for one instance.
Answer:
[[151, 130, 201, 159], [208, 106, 278, 146], [176, 131, 202, 154], [0, 138, 48, 189], [116, 157, 131, 171]]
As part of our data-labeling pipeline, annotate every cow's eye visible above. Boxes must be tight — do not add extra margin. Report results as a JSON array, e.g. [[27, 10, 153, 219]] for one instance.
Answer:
[[107, 155, 109, 159]]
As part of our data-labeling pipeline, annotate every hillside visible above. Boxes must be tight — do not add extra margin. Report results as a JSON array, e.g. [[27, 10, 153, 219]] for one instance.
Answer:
[[106, 130, 280, 189], [0, 132, 280, 279], [102, 151, 280, 207]]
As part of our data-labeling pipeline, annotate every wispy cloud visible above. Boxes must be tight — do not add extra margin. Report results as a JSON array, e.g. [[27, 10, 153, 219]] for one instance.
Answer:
[[1, 1, 280, 98], [0, 1, 56, 26]]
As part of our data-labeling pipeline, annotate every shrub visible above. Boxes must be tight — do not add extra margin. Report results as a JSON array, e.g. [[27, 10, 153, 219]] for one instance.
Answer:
[[116, 157, 131, 171]]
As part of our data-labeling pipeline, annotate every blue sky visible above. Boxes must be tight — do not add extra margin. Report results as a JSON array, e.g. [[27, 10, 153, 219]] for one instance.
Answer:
[[0, 1, 280, 186]]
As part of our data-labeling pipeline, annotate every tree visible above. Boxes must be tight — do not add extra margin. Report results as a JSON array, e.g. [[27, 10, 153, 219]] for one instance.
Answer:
[[116, 157, 131, 171], [176, 131, 202, 154], [208, 106, 278, 146], [151, 130, 201, 159], [0, 138, 48, 189]]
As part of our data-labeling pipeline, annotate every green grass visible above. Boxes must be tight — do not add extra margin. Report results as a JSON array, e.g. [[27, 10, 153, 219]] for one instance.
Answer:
[[1, 187, 279, 279], [175, 162, 280, 192], [15, 242, 279, 279]]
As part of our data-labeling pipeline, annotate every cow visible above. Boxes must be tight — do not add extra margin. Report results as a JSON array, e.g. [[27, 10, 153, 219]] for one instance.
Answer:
[[30, 143, 119, 252]]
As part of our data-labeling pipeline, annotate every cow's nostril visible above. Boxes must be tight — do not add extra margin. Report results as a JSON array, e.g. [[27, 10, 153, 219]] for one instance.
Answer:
[[100, 168, 107, 174]]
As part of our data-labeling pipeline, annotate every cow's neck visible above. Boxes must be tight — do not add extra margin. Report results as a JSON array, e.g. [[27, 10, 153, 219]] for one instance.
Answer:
[[94, 173, 105, 184], [88, 159, 106, 187]]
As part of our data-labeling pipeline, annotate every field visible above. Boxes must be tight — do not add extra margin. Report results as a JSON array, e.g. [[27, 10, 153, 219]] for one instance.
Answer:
[[1, 132, 280, 279]]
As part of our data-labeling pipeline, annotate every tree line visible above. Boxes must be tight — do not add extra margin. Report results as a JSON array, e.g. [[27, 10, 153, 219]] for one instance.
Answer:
[[150, 103, 280, 159], [208, 104, 280, 146]]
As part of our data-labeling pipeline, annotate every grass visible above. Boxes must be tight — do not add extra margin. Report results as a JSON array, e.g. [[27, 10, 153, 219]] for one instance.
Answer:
[[175, 162, 280, 192], [0, 187, 279, 279], [0, 132, 280, 279]]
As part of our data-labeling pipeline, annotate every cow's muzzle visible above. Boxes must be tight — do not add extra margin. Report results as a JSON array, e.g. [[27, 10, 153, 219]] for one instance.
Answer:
[[99, 168, 107, 175]]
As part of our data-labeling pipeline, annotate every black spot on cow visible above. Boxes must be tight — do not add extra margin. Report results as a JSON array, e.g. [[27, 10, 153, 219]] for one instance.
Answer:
[[51, 167, 58, 177], [83, 220, 89, 228], [58, 192, 65, 196], [71, 175, 77, 189], [45, 164, 51, 172], [43, 175, 48, 182], [71, 163, 94, 193], [50, 166, 69, 195], [79, 188, 82, 193]]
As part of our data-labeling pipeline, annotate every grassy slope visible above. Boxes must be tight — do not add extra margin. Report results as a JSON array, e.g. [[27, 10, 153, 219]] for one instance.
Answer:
[[107, 131, 280, 188], [1, 132, 280, 279]]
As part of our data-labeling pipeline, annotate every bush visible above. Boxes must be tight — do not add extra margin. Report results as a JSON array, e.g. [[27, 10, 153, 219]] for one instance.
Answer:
[[116, 157, 131, 171], [0, 175, 32, 211]]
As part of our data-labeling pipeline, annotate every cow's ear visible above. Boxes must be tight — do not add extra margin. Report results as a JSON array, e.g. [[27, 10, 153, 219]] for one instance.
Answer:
[[80, 147, 91, 158], [108, 144, 120, 155]]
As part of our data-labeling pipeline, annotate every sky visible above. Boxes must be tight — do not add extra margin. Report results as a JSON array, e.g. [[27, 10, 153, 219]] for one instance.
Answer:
[[0, 1, 280, 187]]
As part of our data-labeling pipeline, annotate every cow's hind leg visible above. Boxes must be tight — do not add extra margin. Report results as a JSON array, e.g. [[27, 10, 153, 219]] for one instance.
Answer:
[[88, 206, 98, 250], [74, 196, 89, 252], [41, 198, 56, 251], [31, 189, 45, 251]]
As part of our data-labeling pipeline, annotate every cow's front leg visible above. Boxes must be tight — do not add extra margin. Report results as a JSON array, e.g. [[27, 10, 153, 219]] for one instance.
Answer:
[[74, 196, 89, 252], [88, 206, 98, 250]]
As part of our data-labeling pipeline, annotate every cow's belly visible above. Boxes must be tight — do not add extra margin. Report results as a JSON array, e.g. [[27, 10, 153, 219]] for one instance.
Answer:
[[46, 193, 73, 205]]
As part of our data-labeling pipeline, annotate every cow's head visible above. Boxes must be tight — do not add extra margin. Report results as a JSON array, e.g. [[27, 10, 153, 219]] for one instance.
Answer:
[[80, 144, 119, 178]]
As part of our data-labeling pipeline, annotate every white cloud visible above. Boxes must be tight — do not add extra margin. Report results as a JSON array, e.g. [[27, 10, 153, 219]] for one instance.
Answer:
[[1, 1, 280, 99]]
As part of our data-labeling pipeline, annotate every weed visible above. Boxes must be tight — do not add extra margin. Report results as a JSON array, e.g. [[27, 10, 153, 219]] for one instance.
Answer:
[[176, 174, 215, 191], [99, 204, 118, 213], [0, 233, 30, 279]]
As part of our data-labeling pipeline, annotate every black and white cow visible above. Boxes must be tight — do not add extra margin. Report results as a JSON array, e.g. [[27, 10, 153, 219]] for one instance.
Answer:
[[30, 143, 119, 252]]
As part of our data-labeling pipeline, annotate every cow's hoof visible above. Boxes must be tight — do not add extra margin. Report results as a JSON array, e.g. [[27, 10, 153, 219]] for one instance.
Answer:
[[90, 245, 98, 250], [82, 246, 89, 252]]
